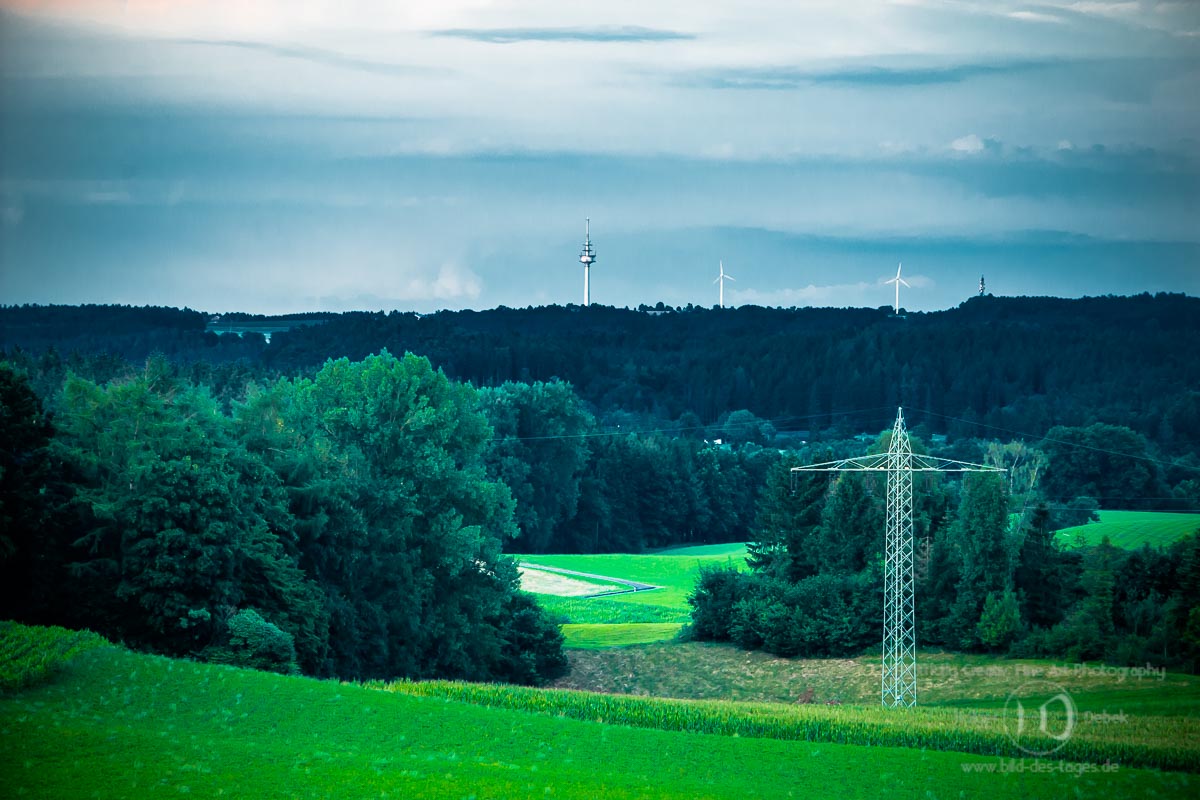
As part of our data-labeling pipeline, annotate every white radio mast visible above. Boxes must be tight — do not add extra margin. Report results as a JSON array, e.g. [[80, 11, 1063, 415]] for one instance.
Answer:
[[579, 218, 597, 306]]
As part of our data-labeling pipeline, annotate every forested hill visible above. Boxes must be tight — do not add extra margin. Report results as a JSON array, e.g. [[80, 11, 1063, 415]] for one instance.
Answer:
[[2, 293, 1198, 454]]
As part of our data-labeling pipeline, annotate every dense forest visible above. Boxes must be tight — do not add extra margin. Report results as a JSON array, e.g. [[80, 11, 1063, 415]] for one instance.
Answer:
[[3, 293, 1200, 459], [2, 295, 1199, 678]]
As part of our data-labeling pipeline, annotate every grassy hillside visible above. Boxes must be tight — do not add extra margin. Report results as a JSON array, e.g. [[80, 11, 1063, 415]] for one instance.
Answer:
[[555, 641, 1200, 713], [1056, 511, 1200, 549], [560, 623, 686, 649], [1, 623, 1196, 798]]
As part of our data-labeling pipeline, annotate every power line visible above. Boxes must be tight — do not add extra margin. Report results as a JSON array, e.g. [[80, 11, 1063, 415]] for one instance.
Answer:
[[911, 408, 1200, 474], [491, 406, 895, 443], [491, 402, 1200, 479]]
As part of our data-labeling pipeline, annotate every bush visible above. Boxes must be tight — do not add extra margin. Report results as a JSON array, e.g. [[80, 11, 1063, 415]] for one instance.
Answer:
[[688, 564, 750, 641], [491, 592, 569, 685], [976, 590, 1022, 652], [689, 567, 878, 658], [204, 609, 299, 675]]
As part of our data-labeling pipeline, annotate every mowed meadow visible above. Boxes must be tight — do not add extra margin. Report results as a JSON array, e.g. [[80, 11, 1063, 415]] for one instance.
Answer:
[[1056, 510, 1200, 550], [3, 623, 1199, 800], [519, 543, 747, 648]]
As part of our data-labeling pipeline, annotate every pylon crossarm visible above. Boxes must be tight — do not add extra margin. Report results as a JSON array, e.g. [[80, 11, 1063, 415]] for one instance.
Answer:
[[910, 454, 1004, 472], [792, 458, 1005, 474], [790, 455, 890, 472]]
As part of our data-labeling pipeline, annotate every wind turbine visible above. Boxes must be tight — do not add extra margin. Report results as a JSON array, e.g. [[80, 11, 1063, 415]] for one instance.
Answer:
[[885, 262, 910, 315], [714, 261, 736, 309]]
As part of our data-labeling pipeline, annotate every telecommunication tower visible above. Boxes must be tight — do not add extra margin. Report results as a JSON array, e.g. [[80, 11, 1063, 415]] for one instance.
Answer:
[[579, 218, 597, 306], [979, 275, 986, 296], [791, 408, 1003, 707]]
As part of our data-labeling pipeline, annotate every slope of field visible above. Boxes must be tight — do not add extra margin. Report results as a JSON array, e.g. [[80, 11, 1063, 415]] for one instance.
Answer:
[[652, 543, 749, 557], [1, 624, 1195, 798], [560, 623, 686, 649], [1056, 511, 1200, 549], [535, 594, 687, 625], [555, 641, 1200, 716]]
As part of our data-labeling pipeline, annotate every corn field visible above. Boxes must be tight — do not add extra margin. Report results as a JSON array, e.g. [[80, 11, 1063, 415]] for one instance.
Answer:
[[0, 622, 108, 692], [371, 679, 1200, 773]]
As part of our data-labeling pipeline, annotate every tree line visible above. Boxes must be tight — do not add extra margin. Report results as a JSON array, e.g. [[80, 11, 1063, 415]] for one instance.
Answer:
[[4, 294, 1200, 472], [689, 442, 1200, 673]]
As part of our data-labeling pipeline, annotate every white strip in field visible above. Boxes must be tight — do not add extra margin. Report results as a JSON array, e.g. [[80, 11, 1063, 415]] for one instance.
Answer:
[[517, 566, 623, 597]]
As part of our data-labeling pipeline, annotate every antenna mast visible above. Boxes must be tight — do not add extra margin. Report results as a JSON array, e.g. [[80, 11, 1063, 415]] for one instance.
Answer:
[[979, 275, 986, 296], [791, 408, 1004, 707], [579, 218, 596, 306]]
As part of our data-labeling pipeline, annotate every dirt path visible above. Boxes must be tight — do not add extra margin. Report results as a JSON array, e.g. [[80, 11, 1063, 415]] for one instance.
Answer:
[[521, 563, 660, 598], [517, 568, 623, 597]]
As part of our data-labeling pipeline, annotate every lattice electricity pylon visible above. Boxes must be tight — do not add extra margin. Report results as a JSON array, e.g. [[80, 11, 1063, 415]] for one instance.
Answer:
[[791, 408, 1003, 708]]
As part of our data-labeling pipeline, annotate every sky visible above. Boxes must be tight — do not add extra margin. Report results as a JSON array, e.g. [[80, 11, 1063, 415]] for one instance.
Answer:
[[0, 0, 1197, 314]]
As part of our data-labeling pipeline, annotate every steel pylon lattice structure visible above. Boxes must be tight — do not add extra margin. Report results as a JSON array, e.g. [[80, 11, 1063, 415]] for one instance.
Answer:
[[792, 408, 1003, 708]]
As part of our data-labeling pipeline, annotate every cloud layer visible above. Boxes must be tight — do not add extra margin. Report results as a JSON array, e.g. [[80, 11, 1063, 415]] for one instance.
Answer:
[[0, 1, 1197, 312]]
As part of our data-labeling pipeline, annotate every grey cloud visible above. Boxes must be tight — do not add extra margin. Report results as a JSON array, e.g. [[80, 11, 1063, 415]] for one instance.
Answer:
[[431, 26, 694, 44], [173, 39, 436, 77], [915, 145, 1200, 201], [681, 60, 1057, 90], [677, 55, 1197, 98]]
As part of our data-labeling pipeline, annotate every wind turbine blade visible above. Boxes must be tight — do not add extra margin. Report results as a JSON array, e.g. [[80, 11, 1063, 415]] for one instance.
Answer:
[[713, 276, 721, 284], [896, 262, 903, 279], [726, 275, 736, 282], [899, 278, 911, 288]]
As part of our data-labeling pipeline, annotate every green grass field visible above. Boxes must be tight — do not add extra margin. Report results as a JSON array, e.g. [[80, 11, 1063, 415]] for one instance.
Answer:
[[1056, 510, 1200, 549], [652, 543, 750, 557], [2, 623, 1196, 798], [534, 594, 688, 625], [560, 623, 686, 648], [521, 544, 748, 611], [521, 545, 747, 648]]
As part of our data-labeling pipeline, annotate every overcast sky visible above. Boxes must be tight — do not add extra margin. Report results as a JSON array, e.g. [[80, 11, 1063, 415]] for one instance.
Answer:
[[1, 0, 1197, 313]]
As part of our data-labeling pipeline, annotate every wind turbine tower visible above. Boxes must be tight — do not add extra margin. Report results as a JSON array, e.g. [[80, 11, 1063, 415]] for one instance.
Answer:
[[579, 218, 597, 306], [715, 261, 736, 309], [885, 262, 911, 315]]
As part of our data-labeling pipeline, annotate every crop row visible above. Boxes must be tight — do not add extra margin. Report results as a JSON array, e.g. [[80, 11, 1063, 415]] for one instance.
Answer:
[[0, 621, 109, 692], [371, 679, 1200, 773]]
